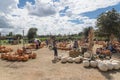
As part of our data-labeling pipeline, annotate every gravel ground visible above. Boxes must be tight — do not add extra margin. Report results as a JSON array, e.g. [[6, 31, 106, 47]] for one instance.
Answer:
[[0, 44, 120, 80]]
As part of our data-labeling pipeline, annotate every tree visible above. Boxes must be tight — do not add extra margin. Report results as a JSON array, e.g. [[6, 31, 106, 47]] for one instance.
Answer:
[[27, 28, 38, 40], [8, 32, 13, 37], [96, 8, 120, 38], [14, 34, 22, 39], [83, 27, 93, 39]]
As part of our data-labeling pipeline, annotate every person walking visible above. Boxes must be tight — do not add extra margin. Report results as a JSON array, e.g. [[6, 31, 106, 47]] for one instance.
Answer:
[[73, 40, 79, 49], [34, 39, 39, 49], [52, 40, 58, 62]]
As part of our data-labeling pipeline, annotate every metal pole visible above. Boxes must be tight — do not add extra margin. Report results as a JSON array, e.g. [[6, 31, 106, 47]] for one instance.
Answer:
[[23, 30, 25, 47], [0, 33, 1, 46]]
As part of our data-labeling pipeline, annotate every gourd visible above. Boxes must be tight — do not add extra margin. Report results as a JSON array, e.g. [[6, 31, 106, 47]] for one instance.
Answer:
[[105, 61, 113, 70], [1, 53, 5, 59], [23, 55, 29, 61], [79, 56, 83, 60], [84, 52, 91, 58], [83, 60, 90, 67], [74, 57, 81, 63], [57, 55, 62, 60], [8, 54, 12, 61], [98, 62, 108, 71], [61, 57, 67, 63], [31, 53, 37, 59], [90, 61, 98, 67], [67, 57, 73, 63], [112, 62, 119, 70], [17, 56, 24, 61]]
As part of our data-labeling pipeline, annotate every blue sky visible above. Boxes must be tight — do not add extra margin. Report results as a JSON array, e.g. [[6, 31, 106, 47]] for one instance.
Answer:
[[0, 0, 120, 35], [18, 0, 35, 8], [17, 0, 120, 25], [81, 2, 120, 19], [17, 0, 120, 19]]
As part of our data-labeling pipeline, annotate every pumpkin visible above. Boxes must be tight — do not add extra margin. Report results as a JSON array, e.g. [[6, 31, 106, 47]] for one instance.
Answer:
[[28, 54, 32, 59], [90, 61, 98, 67], [17, 56, 24, 61], [31, 53, 37, 59], [98, 61, 108, 71], [11, 55, 17, 61], [17, 49, 23, 55], [79, 56, 83, 60], [1, 53, 5, 59], [67, 57, 73, 63], [4, 54, 9, 60], [57, 55, 62, 60], [23, 55, 29, 61], [112, 62, 120, 70], [7, 54, 12, 61], [84, 52, 91, 58], [61, 57, 68, 63], [83, 60, 90, 67], [105, 61, 113, 70], [74, 57, 81, 63]]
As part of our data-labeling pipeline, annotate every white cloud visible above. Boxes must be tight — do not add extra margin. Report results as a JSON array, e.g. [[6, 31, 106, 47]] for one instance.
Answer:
[[56, 0, 120, 14], [0, 0, 120, 35], [26, 0, 56, 17], [0, 0, 18, 13]]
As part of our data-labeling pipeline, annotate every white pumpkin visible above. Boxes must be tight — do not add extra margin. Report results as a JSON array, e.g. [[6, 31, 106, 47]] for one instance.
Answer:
[[90, 61, 98, 67], [67, 57, 73, 63], [105, 61, 113, 70], [61, 57, 68, 63], [74, 57, 81, 63], [57, 55, 62, 60], [98, 62, 108, 71], [79, 56, 83, 60], [84, 52, 91, 58], [83, 60, 90, 67], [112, 62, 119, 70], [112, 60, 120, 69]]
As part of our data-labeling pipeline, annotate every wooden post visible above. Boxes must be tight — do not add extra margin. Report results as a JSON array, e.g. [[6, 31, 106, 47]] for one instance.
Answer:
[[23, 30, 25, 48], [0, 33, 1, 46], [88, 28, 94, 58]]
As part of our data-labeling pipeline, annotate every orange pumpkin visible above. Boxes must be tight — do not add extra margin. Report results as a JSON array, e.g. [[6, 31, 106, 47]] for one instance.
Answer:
[[11, 55, 17, 61], [1, 53, 5, 59], [4, 54, 9, 60], [17, 49, 23, 56], [23, 55, 29, 61], [28, 54, 32, 59], [7, 54, 12, 61], [31, 53, 37, 59], [17, 56, 24, 61]]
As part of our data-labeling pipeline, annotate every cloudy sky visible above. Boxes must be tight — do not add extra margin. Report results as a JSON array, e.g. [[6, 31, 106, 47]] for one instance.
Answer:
[[0, 0, 120, 35]]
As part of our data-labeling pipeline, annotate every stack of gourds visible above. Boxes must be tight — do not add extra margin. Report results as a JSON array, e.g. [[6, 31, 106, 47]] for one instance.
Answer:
[[69, 49, 80, 58], [83, 59, 120, 72], [0, 46, 13, 53], [0, 48, 37, 61]]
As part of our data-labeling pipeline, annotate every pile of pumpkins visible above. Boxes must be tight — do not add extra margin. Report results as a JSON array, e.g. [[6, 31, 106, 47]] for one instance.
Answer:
[[0, 49, 37, 61], [82, 51, 120, 72], [60, 51, 91, 63], [58, 54, 83, 63], [0, 46, 13, 53], [69, 49, 81, 58], [57, 43, 72, 51], [83, 59, 120, 72]]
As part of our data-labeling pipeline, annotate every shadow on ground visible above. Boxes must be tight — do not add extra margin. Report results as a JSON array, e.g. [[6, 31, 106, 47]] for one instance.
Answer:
[[98, 69, 120, 80]]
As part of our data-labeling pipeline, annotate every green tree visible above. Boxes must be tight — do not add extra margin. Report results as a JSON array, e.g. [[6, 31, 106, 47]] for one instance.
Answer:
[[8, 32, 13, 37], [14, 34, 22, 39], [27, 28, 38, 40], [83, 27, 93, 39], [96, 8, 120, 38]]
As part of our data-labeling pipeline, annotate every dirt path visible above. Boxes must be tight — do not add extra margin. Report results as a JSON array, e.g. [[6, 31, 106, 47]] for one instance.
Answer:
[[0, 45, 120, 80]]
